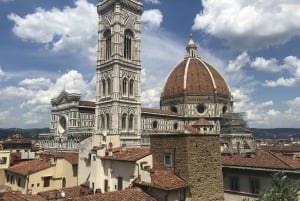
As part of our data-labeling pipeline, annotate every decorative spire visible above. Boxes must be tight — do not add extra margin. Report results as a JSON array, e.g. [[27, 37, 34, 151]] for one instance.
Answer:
[[185, 34, 199, 58]]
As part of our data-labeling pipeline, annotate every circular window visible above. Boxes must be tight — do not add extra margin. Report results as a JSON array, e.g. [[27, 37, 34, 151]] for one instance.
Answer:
[[222, 106, 227, 113], [197, 104, 206, 113], [170, 106, 178, 113], [152, 121, 158, 129], [173, 123, 178, 130]]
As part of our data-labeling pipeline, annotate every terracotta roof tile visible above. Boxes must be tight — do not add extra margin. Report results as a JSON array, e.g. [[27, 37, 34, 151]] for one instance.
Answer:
[[222, 151, 300, 170], [7, 159, 52, 176], [162, 58, 231, 98], [101, 147, 151, 162], [71, 188, 156, 201], [38, 151, 78, 165], [135, 167, 188, 190], [0, 191, 46, 201], [38, 185, 93, 199], [193, 118, 213, 126]]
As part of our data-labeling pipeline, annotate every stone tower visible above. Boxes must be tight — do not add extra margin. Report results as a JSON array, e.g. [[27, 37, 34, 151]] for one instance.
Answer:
[[95, 0, 143, 147], [150, 133, 224, 201]]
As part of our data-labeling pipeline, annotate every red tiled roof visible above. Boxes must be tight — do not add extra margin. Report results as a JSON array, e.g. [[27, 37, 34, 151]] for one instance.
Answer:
[[162, 58, 231, 98], [0, 191, 46, 201], [38, 185, 93, 199], [193, 118, 213, 126], [3, 135, 32, 144], [222, 151, 300, 170], [71, 188, 156, 201], [79, 101, 95, 107], [101, 147, 151, 162], [142, 108, 181, 117], [7, 159, 52, 176], [135, 167, 188, 191], [38, 151, 78, 165]]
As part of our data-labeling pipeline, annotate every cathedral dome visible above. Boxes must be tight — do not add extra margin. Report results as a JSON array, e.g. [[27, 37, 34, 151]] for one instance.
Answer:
[[161, 35, 231, 103]]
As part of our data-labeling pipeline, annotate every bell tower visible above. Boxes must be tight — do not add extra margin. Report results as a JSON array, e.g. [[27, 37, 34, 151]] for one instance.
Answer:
[[95, 0, 143, 147]]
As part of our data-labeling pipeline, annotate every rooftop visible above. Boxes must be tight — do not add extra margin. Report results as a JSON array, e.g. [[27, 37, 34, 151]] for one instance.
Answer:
[[38, 151, 78, 165], [7, 159, 52, 176], [101, 147, 151, 162], [222, 151, 300, 170]]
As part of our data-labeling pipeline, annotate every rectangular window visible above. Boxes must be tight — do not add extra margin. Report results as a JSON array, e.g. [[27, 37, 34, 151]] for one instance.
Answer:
[[229, 176, 240, 191], [0, 157, 7, 164], [43, 176, 51, 187], [72, 165, 78, 177], [6, 174, 9, 183], [164, 153, 172, 167], [249, 178, 260, 194], [117, 177, 123, 190], [17, 178, 21, 187], [179, 188, 186, 201], [104, 179, 108, 192]]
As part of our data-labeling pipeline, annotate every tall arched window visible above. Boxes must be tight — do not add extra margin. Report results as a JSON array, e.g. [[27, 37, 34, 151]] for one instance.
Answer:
[[129, 114, 134, 130], [129, 79, 134, 96], [121, 114, 127, 129], [101, 115, 105, 129], [102, 79, 106, 96], [104, 30, 111, 60], [124, 30, 133, 59], [107, 78, 111, 96], [122, 78, 128, 95], [106, 113, 110, 129]]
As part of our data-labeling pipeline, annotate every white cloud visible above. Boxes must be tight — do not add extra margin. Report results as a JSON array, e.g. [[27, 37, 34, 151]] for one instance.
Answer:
[[0, 67, 5, 81], [0, 70, 95, 128], [226, 52, 249, 72], [141, 9, 163, 29], [193, 0, 300, 50], [8, 0, 98, 63], [144, 0, 160, 4], [0, 0, 14, 2], [256, 55, 300, 87]]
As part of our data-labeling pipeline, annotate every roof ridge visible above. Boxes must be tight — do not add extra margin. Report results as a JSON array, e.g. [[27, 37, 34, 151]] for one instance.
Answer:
[[267, 151, 293, 168]]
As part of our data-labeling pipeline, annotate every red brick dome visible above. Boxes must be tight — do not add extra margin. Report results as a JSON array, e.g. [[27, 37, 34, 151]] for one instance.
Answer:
[[161, 35, 231, 100]]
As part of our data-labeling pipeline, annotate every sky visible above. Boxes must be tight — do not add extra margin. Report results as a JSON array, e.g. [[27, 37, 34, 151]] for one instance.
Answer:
[[0, 0, 300, 129]]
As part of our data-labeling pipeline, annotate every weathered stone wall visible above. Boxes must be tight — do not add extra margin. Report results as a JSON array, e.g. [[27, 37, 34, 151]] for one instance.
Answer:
[[150, 134, 224, 201]]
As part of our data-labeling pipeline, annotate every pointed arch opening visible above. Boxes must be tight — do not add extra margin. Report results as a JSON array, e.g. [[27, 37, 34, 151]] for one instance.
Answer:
[[121, 113, 127, 130], [107, 78, 111, 96], [129, 79, 134, 96], [129, 114, 134, 130], [104, 29, 112, 60], [124, 29, 134, 60], [102, 79, 106, 96], [122, 78, 128, 96]]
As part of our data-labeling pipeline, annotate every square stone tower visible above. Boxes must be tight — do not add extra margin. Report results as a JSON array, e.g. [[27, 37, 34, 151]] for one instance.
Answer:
[[150, 133, 224, 201]]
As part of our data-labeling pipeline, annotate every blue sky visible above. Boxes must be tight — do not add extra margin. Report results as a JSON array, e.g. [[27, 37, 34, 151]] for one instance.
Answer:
[[0, 0, 300, 128]]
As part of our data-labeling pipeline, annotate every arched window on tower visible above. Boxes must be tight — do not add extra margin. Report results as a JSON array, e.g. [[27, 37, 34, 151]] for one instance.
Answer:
[[124, 29, 133, 59], [102, 79, 106, 97], [129, 114, 134, 130], [101, 114, 105, 129], [122, 78, 128, 96], [104, 30, 112, 60], [107, 78, 111, 96], [129, 79, 134, 96], [106, 113, 110, 129], [121, 114, 127, 130]]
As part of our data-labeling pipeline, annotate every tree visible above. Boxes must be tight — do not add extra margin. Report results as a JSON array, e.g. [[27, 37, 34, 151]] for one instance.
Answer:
[[258, 172, 299, 201]]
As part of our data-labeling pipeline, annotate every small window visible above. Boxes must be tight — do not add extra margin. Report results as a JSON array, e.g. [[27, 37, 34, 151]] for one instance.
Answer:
[[249, 178, 260, 194], [197, 104, 206, 113], [173, 123, 178, 130], [43, 176, 51, 187], [152, 121, 158, 129], [164, 153, 172, 167], [0, 157, 7, 164], [117, 177, 123, 190], [170, 106, 178, 113], [6, 174, 9, 183], [222, 105, 227, 113], [31, 184, 34, 188], [17, 178, 21, 187], [229, 176, 240, 191], [104, 179, 108, 192]]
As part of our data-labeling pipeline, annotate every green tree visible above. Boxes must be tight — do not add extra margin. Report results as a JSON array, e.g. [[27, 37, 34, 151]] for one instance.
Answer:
[[258, 172, 299, 201]]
